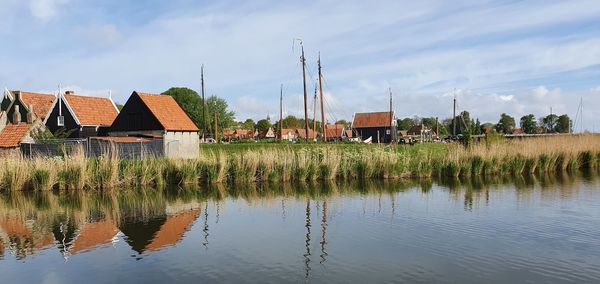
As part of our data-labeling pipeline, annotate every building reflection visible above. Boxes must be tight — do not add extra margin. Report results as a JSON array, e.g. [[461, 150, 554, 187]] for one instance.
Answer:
[[0, 173, 596, 261]]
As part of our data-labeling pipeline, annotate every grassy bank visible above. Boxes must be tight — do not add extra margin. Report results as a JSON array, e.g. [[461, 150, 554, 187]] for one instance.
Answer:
[[1, 135, 599, 191]]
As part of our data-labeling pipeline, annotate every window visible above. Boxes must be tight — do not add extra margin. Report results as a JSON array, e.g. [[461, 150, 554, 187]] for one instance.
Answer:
[[57, 116, 64, 126], [386, 130, 391, 135]]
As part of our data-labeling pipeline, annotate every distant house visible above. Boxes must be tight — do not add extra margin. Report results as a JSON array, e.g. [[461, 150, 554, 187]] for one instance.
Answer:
[[46, 91, 119, 138], [258, 127, 276, 139], [109, 91, 199, 159], [234, 129, 257, 140], [324, 124, 348, 141], [352, 111, 396, 143], [280, 128, 297, 141]]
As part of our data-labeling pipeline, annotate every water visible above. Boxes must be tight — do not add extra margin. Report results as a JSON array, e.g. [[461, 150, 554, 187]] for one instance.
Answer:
[[1, 173, 599, 283]]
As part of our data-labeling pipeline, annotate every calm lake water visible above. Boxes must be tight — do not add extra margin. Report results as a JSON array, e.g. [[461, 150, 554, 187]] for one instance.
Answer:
[[1, 173, 599, 283]]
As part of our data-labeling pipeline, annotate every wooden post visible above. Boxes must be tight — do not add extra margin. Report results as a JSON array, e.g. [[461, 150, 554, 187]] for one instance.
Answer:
[[279, 84, 283, 141]]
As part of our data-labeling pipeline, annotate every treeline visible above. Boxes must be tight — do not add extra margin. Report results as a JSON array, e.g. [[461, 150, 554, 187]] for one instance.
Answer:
[[397, 112, 572, 136]]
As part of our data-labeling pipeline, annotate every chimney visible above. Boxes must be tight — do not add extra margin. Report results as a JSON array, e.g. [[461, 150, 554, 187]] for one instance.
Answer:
[[65, 91, 74, 95], [13, 105, 21, 124], [27, 104, 35, 124]]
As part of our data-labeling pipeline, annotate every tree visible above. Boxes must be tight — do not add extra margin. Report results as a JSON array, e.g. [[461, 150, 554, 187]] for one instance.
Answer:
[[496, 113, 515, 133], [396, 118, 413, 130], [421, 117, 448, 136], [241, 119, 255, 130], [472, 118, 482, 135], [447, 111, 471, 136], [162, 87, 203, 130], [275, 115, 303, 129], [540, 114, 558, 133], [205, 95, 235, 135], [335, 119, 351, 128], [556, 114, 572, 133], [255, 119, 272, 132], [520, 114, 537, 134], [116, 103, 124, 111]]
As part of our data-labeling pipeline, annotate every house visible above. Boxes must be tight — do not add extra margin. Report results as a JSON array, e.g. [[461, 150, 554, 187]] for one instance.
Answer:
[[109, 91, 199, 159], [296, 128, 318, 140], [352, 111, 396, 143], [45, 91, 119, 138], [5, 90, 56, 124], [280, 128, 297, 141], [324, 124, 348, 141], [258, 127, 276, 139], [234, 129, 257, 140], [0, 99, 47, 156]]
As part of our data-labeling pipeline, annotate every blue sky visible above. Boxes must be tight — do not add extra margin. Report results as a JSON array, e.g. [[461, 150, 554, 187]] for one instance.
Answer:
[[1, 0, 600, 130]]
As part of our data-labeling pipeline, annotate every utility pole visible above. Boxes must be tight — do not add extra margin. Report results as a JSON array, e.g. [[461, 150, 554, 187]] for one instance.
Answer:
[[279, 84, 283, 141], [389, 88, 394, 143], [452, 89, 457, 137], [201, 64, 206, 139], [318, 54, 326, 142], [300, 41, 309, 142]]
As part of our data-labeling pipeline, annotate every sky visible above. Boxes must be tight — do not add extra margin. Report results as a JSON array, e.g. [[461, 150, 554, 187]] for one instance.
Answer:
[[1, 0, 599, 131]]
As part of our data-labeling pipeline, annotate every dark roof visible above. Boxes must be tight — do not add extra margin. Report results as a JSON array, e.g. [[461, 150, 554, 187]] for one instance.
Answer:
[[352, 112, 393, 128], [136, 92, 198, 132]]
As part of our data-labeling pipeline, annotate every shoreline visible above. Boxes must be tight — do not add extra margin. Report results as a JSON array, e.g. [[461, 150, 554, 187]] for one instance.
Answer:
[[1, 135, 599, 191]]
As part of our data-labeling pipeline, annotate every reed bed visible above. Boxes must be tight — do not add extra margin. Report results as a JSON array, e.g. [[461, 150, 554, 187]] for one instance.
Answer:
[[0, 135, 599, 191]]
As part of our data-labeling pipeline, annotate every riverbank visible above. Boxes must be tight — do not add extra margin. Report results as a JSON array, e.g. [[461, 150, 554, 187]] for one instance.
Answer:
[[1, 135, 599, 191]]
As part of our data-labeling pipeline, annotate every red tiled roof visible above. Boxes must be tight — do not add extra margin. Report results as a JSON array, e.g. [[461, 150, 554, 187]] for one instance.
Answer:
[[295, 128, 317, 139], [136, 92, 199, 132], [0, 123, 30, 148], [325, 124, 345, 137], [18, 92, 55, 120], [65, 94, 118, 126], [352, 112, 393, 128], [71, 220, 119, 254]]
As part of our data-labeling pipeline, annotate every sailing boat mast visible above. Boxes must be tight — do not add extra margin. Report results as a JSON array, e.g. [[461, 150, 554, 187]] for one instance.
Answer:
[[279, 84, 283, 141], [389, 88, 393, 143], [318, 54, 326, 142], [201, 64, 206, 138], [313, 83, 318, 137], [300, 41, 310, 142]]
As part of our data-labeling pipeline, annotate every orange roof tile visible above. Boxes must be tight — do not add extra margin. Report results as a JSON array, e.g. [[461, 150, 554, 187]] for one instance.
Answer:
[[295, 128, 317, 139], [325, 124, 345, 137], [0, 123, 30, 148], [352, 112, 393, 128], [136, 92, 199, 132], [65, 94, 118, 126], [18, 92, 55, 120]]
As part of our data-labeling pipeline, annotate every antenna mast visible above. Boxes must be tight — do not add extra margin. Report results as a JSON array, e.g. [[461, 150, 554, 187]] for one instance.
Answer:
[[318, 54, 326, 142]]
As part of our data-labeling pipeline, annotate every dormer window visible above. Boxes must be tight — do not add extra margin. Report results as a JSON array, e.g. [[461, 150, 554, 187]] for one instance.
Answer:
[[57, 116, 65, 126]]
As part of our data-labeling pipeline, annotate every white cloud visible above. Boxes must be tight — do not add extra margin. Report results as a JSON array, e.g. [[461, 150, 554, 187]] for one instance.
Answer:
[[29, 0, 69, 21]]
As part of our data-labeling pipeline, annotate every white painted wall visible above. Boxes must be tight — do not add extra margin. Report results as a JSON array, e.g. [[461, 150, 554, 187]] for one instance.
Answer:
[[164, 131, 200, 159]]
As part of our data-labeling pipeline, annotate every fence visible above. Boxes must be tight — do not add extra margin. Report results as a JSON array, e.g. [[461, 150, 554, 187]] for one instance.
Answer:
[[21, 137, 165, 159]]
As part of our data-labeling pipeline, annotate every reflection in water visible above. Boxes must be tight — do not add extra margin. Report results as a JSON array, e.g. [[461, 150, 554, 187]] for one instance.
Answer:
[[0, 174, 599, 283], [320, 201, 328, 264], [304, 199, 312, 281]]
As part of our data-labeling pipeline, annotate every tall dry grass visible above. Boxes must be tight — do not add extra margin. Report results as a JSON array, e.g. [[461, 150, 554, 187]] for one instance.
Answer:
[[0, 135, 599, 191]]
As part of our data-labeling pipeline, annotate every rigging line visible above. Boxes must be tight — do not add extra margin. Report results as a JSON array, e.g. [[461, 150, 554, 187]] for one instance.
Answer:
[[320, 74, 353, 121]]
